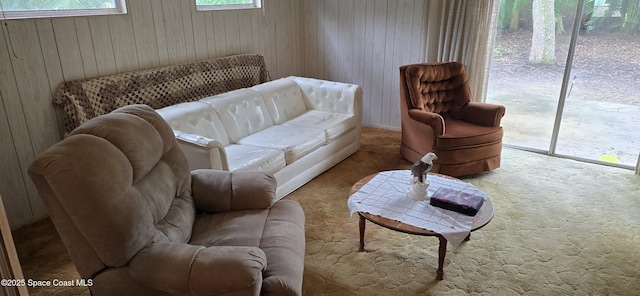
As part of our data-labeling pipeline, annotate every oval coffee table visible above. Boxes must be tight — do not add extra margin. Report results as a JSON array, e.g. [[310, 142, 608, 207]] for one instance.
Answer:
[[349, 172, 494, 280]]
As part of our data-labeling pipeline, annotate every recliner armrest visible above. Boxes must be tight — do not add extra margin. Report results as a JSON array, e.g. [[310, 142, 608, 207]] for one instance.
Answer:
[[191, 170, 277, 213], [129, 243, 266, 295], [407, 109, 445, 136], [459, 102, 506, 127]]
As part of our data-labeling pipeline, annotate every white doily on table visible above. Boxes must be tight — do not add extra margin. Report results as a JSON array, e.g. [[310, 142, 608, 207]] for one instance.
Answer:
[[348, 170, 488, 247]]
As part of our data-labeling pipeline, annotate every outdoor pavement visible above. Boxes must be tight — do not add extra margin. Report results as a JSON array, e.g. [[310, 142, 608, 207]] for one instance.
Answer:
[[488, 89, 640, 170]]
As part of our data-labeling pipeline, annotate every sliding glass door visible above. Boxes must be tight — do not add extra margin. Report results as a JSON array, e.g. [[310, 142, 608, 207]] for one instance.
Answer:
[[487, 0, 640, 170]]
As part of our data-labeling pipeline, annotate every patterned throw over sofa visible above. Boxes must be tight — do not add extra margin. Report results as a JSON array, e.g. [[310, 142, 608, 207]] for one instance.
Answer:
[[54, 53, 270, 134]]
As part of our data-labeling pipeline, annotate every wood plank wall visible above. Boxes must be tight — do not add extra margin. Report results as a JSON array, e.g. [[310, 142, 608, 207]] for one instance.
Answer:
[[1, 0, 428, 228], [302, 0, 426, 130], [0, 0, 303, 229]]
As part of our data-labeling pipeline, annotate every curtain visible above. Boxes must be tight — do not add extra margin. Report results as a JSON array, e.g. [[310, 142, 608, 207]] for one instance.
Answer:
[[423, 0, 500, 102]]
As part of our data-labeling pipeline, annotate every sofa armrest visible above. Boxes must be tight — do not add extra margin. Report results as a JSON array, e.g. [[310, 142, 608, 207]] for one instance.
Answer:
[[173, 131, 229, 171], [459, 102, 506, 127], [407, 109, 445, 136], [191, 170, 277, 213], [289, 76, 363, 118], [129, 243, 266, 295]]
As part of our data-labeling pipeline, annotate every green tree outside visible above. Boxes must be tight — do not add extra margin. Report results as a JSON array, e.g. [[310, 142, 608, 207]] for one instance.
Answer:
[[497, 0, 639, 65], [195, 0, 252, 4], [0, 0, 256, 11], [498, 0, 640, 33], [0, 0, 115, 10]]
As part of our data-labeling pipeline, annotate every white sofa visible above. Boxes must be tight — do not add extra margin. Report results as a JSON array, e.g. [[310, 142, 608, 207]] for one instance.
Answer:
[[157, 76, 362, 199]]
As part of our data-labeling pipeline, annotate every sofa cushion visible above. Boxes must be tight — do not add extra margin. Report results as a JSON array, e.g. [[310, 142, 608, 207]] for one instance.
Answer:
[[252, 78, 308, 124], [201, 89, 274, 143], [156, 101, 230, 146], [282, 110, 356, 144], [225, 144, 286, 175], [237, 125, 325, 164]]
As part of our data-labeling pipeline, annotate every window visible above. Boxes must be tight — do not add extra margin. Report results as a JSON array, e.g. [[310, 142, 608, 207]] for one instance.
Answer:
[[195, 0, 261, 11], [0, 0, 127, 20]]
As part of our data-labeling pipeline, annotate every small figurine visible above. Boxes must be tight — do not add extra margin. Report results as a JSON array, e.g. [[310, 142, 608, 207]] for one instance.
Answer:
[[408, 152, 438, 200]]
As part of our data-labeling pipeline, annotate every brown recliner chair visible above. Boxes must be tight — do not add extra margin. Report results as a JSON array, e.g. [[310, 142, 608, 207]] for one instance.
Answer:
[[399, 62, 506, 177], [28, 104, 305, 295]]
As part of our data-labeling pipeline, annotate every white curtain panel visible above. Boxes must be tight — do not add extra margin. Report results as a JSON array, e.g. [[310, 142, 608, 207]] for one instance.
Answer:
[[423, 0, 500, 102]]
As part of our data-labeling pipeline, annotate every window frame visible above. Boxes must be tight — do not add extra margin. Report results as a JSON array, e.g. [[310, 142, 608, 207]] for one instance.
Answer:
[[0, 0, 127, 20], [195, 0, 261, 11]]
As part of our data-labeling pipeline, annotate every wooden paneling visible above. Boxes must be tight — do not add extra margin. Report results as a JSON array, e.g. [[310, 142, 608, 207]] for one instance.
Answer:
[[88, 17, 119, 76], [162, 0, 189, 65], [0, 0, 422, 228], [0, 0, 303, 229], [52, 18, 86, 80], [190, 2, 208, 60], [301, 0, 426, 129], [0, 46, 33, 228], [75, 18, 100, 78], [131, 0, 160, 69], [181, 1, 197, 61], [108, 13, 140, 72]]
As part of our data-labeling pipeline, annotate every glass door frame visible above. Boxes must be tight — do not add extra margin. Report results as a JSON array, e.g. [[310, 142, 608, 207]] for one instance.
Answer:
[[521, 0, 640, 174]]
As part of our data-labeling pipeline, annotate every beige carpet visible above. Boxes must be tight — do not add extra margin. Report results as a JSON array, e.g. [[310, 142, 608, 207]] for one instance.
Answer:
[[13, 126, 640, 295]]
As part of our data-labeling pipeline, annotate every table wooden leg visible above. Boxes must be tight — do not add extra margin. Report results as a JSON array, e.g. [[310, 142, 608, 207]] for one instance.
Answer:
[[358, 214, 366, 252], [437, 236, 447, 280]]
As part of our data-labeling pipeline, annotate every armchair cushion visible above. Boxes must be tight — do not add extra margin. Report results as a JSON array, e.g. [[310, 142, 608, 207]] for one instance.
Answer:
[[191, 170, 277, 213], [404, 62, 470, 116], [436, 119, 504, 149], [189, 200, 305, 296], [129, 243, 266, 295]]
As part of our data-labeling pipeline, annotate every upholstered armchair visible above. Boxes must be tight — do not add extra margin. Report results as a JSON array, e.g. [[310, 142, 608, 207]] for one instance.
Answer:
[[28, 105, 305, 295], [399, 62, 506, 177]]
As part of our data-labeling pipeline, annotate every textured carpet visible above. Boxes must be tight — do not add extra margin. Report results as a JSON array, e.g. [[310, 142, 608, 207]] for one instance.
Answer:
[[13, 126, 640, 295]]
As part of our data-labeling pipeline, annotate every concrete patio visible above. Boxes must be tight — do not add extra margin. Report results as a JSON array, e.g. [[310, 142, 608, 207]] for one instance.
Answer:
[[488, 89, 640, 171]]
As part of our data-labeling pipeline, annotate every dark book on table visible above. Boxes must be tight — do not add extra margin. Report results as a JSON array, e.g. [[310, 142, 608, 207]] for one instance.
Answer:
[[429, 187, 484, 216]]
